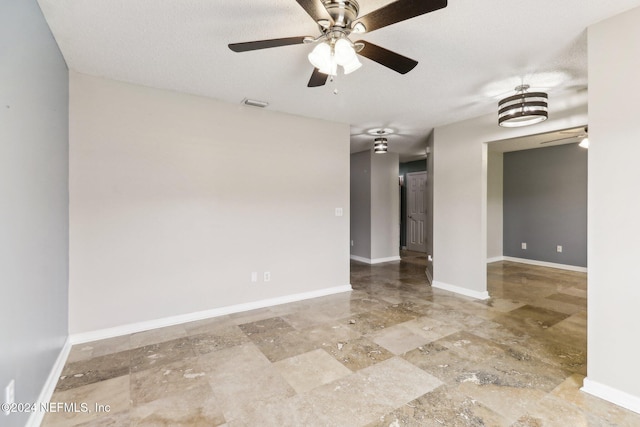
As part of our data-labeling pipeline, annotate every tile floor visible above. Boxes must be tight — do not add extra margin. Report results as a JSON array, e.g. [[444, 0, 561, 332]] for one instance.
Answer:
[[42, 254, 640, 426]]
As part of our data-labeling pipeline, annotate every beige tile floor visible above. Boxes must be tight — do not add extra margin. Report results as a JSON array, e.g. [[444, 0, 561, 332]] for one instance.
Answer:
[[42, 254, 640, 426]]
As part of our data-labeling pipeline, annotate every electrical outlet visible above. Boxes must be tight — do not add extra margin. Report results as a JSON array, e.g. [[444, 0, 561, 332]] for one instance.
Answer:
[[264, 272, 271, 282], [4, 380, 15, 416], [251, 272, 257, 282], [557, 245, 563, 253], [521, 242, 527, 250], [350, 240, 354, 246]]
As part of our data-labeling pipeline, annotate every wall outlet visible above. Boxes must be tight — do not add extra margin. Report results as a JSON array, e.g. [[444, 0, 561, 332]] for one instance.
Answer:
[[521, 242, 527, 250], [350, 240, 354, 247], [251, 272, 258, 283], [4, 379, 15, 416], [557, 245, 563, 253], [264, 272, 271, 282]]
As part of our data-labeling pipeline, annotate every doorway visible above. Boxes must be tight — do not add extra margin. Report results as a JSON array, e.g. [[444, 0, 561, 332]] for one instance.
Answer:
[[405, 171, 427, 252]]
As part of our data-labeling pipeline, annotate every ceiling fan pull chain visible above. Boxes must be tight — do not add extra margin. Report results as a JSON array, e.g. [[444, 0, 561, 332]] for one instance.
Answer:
[[329, 75, 340, 95]]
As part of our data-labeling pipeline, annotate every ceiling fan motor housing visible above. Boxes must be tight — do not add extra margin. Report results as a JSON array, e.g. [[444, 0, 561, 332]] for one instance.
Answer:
[[322, 0, 359, 28]]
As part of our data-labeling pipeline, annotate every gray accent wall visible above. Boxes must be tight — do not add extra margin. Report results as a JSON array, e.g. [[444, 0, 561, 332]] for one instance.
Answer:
[[503, 143, 587, 267], [0, 1, 69, 426]]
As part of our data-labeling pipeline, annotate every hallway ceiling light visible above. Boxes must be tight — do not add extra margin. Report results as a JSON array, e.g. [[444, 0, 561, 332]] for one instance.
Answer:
[[498, 84, 548, 127], [366, 127, 395, 136], [374, 137, 388, 153], [373, 129, 390, 153]]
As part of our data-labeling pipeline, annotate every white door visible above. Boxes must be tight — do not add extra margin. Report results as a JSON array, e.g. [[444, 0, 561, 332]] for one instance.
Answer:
[[406, 172, 427, 252]]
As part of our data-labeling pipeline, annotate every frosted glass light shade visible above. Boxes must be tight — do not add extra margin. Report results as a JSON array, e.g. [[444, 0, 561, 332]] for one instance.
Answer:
[[343, 56, 362, 74], [334, 38, 356, 65], [308, 42, 331, 71]]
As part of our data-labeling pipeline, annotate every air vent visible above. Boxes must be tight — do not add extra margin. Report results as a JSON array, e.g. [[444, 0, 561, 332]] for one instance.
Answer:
[[241, 98, 269, 108]]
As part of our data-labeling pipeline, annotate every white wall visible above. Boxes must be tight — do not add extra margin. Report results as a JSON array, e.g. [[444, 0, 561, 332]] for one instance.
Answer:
[[432, 95, 587, 299], [486, 151, 503, 261], [583, 5, 640, 411], [425, 133, 435, 279], [349, 150, 400, 263], [0, 2, 69, 426], [69, 72, 350, 334], [370, 152, 400, 261]]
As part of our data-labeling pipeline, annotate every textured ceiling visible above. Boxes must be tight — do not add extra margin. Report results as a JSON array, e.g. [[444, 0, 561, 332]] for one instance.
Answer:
[[38, 0, 640, 161]]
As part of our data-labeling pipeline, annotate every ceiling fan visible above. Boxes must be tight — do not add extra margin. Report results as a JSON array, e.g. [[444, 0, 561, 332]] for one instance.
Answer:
[[540, 126, 588, 146], [228, 0, 448, 87]]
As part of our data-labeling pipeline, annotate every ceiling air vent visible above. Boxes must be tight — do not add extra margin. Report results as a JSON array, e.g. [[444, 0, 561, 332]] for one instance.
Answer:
[[241, 98, 269, 108]]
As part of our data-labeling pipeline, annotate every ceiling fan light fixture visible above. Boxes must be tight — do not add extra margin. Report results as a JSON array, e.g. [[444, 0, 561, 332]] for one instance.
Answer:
[[374, 137, 388, 154], [308, 36, 360, 77], [342, 55, 362, 74], [334, 38, 356, 65], [498, 84, 548, 127], [308, 42, 332, 70]]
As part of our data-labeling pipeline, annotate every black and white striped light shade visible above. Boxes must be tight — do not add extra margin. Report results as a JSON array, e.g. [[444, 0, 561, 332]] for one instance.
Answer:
[[374, 137, 388, 153], [498, 85, 548, 127]]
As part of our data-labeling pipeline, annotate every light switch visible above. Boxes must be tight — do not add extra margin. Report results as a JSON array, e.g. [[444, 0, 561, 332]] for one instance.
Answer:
[[335, 208, 343, 217]]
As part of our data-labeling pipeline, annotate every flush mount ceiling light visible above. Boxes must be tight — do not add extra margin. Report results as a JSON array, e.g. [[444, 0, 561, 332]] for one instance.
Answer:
[[498, 84, 548, 127], [366, 127, 395, 136]]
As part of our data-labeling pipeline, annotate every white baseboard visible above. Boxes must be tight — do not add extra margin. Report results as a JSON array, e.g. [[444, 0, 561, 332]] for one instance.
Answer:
[[502, 256, 587, 273], [581, 377, 640, 415], [26, 337, 72, 427], [350, 255, 401, 264], [432, 281, 490, 300], [70, 284, 352, 344], [486, 256, 505, 263]]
